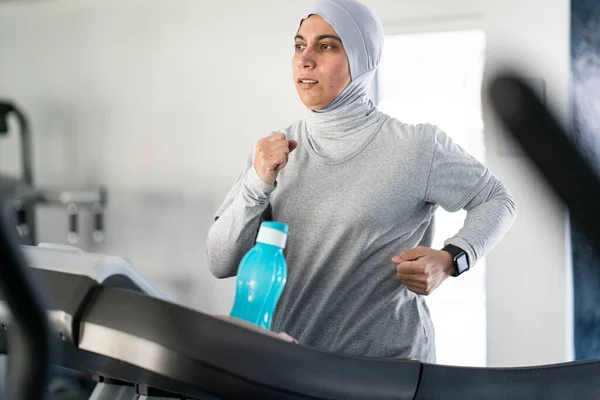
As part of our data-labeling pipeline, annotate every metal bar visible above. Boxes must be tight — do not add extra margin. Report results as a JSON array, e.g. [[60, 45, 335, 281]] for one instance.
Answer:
[[38, 187, 106, 207]]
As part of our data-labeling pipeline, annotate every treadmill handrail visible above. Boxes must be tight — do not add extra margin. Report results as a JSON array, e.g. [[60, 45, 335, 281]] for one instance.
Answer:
[[21, 244, 167, 299], [0, 197, 51, 400], [78, 285, 421, 399]]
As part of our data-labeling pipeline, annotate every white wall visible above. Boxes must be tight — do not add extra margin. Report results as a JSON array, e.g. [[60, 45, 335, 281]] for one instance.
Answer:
[[0, 0, 572, 366], [0, 0, 313, 314]]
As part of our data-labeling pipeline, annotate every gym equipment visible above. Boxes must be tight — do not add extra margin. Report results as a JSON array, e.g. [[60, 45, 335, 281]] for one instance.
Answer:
[[0, 100, 108, 246], [0, 100, 36, 244], [0, 243, 167, 400], [0, 195, 51, 400], [1, 244, 599, 399], [489, 73, 600, 254], [0, 73, 599, 398]]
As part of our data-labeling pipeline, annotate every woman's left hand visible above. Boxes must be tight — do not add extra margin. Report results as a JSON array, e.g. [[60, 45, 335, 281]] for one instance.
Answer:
[[392, 246, 454, 295]]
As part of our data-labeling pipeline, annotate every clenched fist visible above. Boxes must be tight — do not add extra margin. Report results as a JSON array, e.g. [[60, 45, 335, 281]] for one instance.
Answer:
[[254, 133, 298, 185], [392, 246, 454, 296]]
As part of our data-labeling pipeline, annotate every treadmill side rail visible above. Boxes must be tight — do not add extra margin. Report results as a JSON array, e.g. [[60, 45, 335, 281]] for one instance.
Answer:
[[78, 286, 422, 400]]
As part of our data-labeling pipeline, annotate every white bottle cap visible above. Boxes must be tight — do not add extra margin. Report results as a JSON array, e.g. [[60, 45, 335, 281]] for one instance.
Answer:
[[256, 224, 288, 249]]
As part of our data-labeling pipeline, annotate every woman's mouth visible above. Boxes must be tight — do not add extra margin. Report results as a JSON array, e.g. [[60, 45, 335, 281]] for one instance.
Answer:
[[298, 78, 319, 89]]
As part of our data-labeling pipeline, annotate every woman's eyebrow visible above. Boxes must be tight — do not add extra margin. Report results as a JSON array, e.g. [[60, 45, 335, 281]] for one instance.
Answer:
[[294, 34, 342, 43]]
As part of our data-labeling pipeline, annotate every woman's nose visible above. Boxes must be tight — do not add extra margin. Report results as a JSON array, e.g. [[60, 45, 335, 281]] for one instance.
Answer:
[[297, 47, 317, 69]]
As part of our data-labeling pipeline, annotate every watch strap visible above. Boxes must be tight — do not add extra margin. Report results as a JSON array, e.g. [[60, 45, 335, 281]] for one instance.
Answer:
[[442, 244, 469, 277]]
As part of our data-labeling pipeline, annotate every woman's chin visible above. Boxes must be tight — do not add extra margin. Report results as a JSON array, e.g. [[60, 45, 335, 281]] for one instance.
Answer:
[[296, 92, 326, 110], [301, 99, 329, 111]]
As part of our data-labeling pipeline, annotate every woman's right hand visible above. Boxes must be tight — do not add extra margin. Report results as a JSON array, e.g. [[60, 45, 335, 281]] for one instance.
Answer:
[[254, 133, 298, 185], [214, 315, 298, 344]]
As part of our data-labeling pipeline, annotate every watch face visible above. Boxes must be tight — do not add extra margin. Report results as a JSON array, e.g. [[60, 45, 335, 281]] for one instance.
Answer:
[[456, 253, 469, 274]]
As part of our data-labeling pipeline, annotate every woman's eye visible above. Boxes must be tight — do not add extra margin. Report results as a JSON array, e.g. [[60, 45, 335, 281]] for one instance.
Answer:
[[320, 44, 334, 50]]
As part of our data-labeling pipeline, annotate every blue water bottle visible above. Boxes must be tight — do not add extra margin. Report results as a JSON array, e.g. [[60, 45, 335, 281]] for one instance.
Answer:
[[230, 221, 289, 330]]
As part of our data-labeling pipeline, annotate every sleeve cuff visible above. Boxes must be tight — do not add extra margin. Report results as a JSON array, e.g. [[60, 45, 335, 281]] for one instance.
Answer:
[[243, 166, 277, 198]]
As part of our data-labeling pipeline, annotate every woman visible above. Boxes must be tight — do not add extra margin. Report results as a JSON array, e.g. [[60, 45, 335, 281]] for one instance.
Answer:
[[206, 0, 516, 363]]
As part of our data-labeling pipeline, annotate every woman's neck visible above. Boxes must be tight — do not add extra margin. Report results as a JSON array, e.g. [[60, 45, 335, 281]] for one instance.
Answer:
[[305, 96, 377, 138]]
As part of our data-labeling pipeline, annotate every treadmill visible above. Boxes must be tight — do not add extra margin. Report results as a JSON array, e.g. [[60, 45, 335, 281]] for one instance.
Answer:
[[0, 244, 169, 399], [0, 74, 599, 399]]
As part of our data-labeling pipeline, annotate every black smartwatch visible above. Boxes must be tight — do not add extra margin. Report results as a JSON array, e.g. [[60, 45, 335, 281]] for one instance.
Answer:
[[442, 244, 469, 277]]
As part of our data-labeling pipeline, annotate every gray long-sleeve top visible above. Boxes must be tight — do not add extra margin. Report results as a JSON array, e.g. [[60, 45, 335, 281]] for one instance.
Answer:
[[206, 116, 516, 363]]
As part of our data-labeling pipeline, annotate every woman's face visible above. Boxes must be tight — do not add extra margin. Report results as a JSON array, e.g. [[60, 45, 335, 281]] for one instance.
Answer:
[[293, 15, 352, 110]]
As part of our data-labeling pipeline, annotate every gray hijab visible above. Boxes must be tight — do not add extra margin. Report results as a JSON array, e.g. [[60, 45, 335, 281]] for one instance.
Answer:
[[299, 0, 386, 161], [302, 0, 384, 112]]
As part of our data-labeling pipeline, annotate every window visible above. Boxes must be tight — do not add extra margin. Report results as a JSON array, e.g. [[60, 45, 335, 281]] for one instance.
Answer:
[[376, 29, 487, 366]]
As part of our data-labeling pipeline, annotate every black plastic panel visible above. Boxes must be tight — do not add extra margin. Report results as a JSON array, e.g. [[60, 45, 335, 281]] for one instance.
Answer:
[[79, 286, 421, 400], [0, 268, 98, 317], [0, 268, 98, 353], [415, 359, 600, 399]]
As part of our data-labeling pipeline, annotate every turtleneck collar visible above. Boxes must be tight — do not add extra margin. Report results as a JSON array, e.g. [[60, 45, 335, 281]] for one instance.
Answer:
[[306, 93, 375, 132], [305, 95, 378, 138], [301, 96, 386, 164]]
